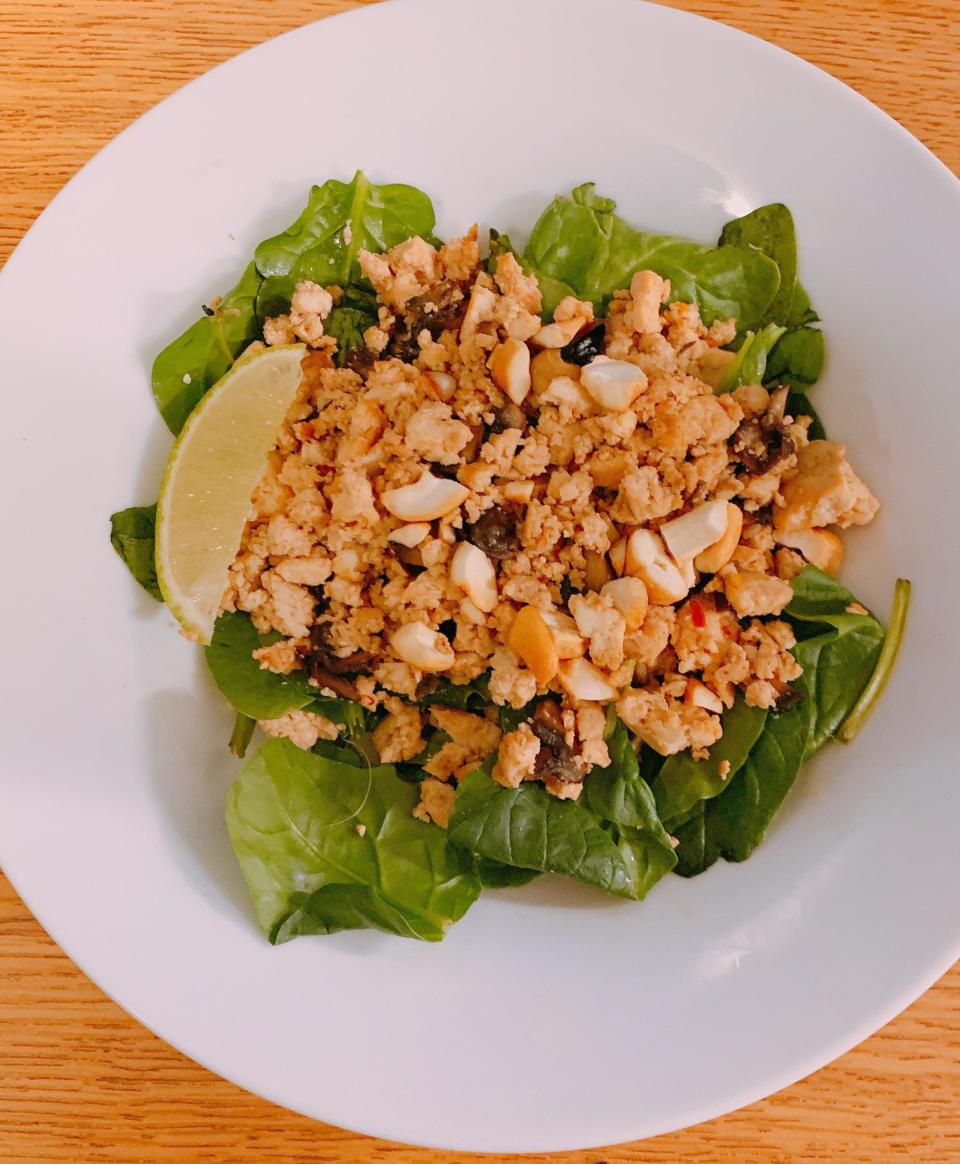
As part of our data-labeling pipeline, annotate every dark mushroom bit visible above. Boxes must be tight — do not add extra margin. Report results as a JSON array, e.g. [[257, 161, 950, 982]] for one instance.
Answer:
[[530, 701, 583, 784], [559, 321, 606, 366], [303, 623, 377, 699], [387, 284, 466, 362], [731, 412, 796, 476], [467, 503, 521, 560]]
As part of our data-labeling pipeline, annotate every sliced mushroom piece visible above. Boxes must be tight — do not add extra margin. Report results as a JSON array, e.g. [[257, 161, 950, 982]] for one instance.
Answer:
[[468, 503, 521, 560]]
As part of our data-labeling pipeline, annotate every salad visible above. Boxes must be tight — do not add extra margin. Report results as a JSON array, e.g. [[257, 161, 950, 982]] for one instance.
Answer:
[[110, 173, 909, 943]]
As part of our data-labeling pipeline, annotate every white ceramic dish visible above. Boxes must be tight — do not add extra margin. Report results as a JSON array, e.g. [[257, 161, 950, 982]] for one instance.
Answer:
[[1, 0, 958, 1151]]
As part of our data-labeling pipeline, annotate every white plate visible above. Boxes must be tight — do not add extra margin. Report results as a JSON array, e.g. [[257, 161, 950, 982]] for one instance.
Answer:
[[1, 0, 958, 1151]]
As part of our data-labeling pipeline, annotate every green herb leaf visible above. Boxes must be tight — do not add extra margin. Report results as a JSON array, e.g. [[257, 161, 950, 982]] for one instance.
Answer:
[[226, 740, 480, 942], [253, 171, 436, 316], [785, 280, 819, 328], [522, 183, 781, 327], [109, 503, 162, 600], [786, 389, 827, 439], [152, 261, 263, 434]]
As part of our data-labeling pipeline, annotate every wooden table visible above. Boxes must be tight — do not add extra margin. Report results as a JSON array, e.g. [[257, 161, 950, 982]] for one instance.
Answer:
[[2, 1, 959, 1159]]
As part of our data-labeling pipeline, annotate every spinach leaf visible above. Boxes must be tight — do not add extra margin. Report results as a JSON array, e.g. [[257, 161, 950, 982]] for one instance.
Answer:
[[152, 261, 262, 434], [109, 503, 162, 600], [717, 323, 786, 392], [785, 567, 886, 756], [654, 700, 768, 826], [450, 729, 676, 900], [229, 713, 256, 759], [785, 280, 819, 328], [522, 182, 781, 327], [477, 858, 541, 889], [673, 568, 886, 874], [323, 289, 380, 366], [765, 326, 825, 389], [206, 614, 368, 732], [420, 674, 491, 712], [205, 612, 315, 719], [450, 769, 643, 897], [718, 203, 798, 325], [253, 172, 436, 316], [226, 740, 480, 942]]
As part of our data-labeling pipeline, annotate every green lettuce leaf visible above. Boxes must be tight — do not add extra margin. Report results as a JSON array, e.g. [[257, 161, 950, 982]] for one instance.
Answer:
[[253, 171, 436, 318], [109, 503, 162, 600], [226, 740, 481, 942], [152, 260, 263, 434], [521, 182, 781, 327]]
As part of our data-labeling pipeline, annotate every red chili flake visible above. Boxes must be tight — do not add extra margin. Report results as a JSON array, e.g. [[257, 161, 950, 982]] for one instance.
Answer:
[[690, 599, 707, 629], [721, 624, 733, 638]]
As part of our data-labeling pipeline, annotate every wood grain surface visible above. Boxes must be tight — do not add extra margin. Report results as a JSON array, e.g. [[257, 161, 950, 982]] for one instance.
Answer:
[[1, 1, 959, 1160]]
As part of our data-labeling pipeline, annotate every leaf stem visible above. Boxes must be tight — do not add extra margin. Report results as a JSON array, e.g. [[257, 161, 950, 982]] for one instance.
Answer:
[[229, 713, 256, 759], [838, 578, 911, 744]]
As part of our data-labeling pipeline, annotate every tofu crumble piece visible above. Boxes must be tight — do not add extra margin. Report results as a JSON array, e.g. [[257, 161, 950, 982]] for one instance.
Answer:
[[225, 231, 880, 821]]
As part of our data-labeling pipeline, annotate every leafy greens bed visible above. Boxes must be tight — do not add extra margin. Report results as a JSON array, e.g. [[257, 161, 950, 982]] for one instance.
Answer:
[[111, 173, 907, 942]]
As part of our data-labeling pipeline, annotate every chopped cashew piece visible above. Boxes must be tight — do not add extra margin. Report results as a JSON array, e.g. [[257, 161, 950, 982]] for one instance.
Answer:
[[450, 541, 498, 613], [609, 536, 628, 576], [489, 338, 532, 405], [391, 622, 455, 671], [694, 503, 743, 573], [532, 318, 582, 348], [581, 356, 647, 411], [381, 470, 470, 522], [540, 609, 587, 659], [685, 679, 724, 715], [773, 528, 844, 576], [557, 658, 618, 703], [507, 606, 559, 685], [388, 523, 431, 548], [625, 528, 689, 604], [660, 500, 729, 564]]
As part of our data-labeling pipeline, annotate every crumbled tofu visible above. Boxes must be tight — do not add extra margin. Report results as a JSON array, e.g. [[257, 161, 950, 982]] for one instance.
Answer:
[[259, 709, 339, 750]]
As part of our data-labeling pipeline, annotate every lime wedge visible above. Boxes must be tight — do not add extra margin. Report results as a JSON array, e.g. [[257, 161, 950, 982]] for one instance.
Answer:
[[156, 344, 306, 643]]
